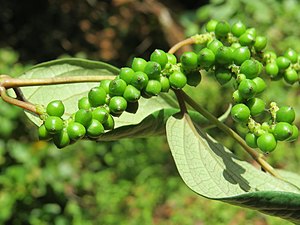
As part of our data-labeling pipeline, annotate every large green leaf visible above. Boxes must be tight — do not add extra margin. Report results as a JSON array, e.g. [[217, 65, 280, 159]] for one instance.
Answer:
[[166, 113, 300, 223]]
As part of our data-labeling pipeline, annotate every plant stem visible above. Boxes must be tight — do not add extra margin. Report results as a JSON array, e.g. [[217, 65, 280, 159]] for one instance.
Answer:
[[0, 75, 116, 89], [168, 37, 196, 54], [180, 89, 281, 178]]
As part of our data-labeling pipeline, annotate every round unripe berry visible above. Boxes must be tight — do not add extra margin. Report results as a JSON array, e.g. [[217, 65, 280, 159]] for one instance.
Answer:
[[198, 48, 215, 69], [265, 62, 279, 79], [180, 52, 198, 70], [236, 73, 246, 84], [75, 109, 93, 127], [103, 114, 115, 130], [239, 33, 255, 46], [92, 106, 109, 123], [231, 103, 250, 123], [186, 70, 201, 87], [166, 53, 177, 65], [276, 106, 295, 123], [240, 59, 260, 79], [284, 48, 298, 63], [130, 71, 149, 90], [231, 21, 246, 37], [109, 78, 127, 96], [276, 56, 291, 70], [78, 96, 91, 110], [257, 132, 277, 153], [238, 79, 257, 99], [87, 119, 105, 138], [252, 77, 266, 94], [88, 87, 107, 107], [232, 90, 244, 103], [46, 100, 65, 117], [67, 122, 86, 140], [99, 80, 111, 93], [160, 76, 170, 92], [38, 124, 52, 141], [119, 67, 135, 84], [123, 85, 141, 102], [287, 125, 299, 142], [207, 39, 223, 54], [232, 47, 251, 66], [215, 21, 230, 38], [215, 46, 233, 65], [254, 36, 267, 51], [150, 49, 168, 68], [144, 80, 162, 96], [109, 96, 128, 115], [44, 116, 64, 134], [169, 71, 187, 89], [273, 122, 293, 141], [284, 68, 298, 85], [53, 129, 70, 149], [214, 68, 232, 85], [245, 132, 258, 148], [205, 19, 218, 32], [131, 57, 147, 72], [246, 97, 265, 117], [143, 61, 161, 80]]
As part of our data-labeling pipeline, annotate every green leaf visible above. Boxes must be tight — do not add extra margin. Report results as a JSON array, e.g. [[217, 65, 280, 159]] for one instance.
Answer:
[[166, 114, 300, 223]]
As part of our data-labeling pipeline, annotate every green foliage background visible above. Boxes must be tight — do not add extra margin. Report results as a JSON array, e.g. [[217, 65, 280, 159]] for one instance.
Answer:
[[0, 0, 299, 224]]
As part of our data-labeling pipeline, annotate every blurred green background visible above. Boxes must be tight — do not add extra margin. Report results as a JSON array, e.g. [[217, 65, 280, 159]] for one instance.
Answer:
[[0, 0, 299, 224]]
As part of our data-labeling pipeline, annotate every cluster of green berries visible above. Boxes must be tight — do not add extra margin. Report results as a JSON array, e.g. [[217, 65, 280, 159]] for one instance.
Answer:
[[203, 19, 299, 153]]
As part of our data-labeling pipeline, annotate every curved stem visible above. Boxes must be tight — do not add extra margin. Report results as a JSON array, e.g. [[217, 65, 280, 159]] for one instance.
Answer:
[[180, 89, 281, 178], [168, 37, 196, 54]]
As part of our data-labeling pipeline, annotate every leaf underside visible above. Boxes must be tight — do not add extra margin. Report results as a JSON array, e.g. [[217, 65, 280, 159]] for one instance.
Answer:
[[166, 114, 300, 224]]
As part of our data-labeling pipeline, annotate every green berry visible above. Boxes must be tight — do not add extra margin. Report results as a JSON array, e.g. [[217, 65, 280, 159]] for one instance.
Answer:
[[284, 68, 298, 85], [75, 109, 93, 128], [284, 48, 298, 63], [207, 39, 223, 54], [205, 19, 218, 32], [119, 67, 135, 84], [198, 48, 215, 69], [252, 77, 266, 94], [109, 78, 127, 96], [78, 96, 91, 110], [38, 124, 52, 141], [215, 21, 230, 38], [263, 50, 277, 62], [215, 46, 233, 65], [99, 80, 111, 93], [169, 71, 187, 89], [87, 119, 105, 138], [239, 33, 255, 46], [180, 52, 198, 70], [233, 46, 251, 66], [130, 71, 149, 90], [143, 61, 161, 80], [276, 106, 295, 123], [245, 132, 258, 148], [102, 114, 115, 130], [265, 62, 279, 79], [232, 90, 244, 103], [88, 87, 107, 107], [214, 68, 232, 85], [287, 125, 299, 142], [53, 129, 70, 149], [276, 56, 291, 70], [109, 96, 128, 115], [123, 85, 141, 102], [273, 122, 293, 141], [166, 53, 177, 65], [231, 42, 242, 49], [257, 132, 277, 153], [131, 57, 147, 72], [144, 80, 162, 96], [240, 59, 260, 79], [238, 79, 257, 99], [231, 21, 246, 37], [150, 49, 168, 68], [45, 116, 64, 134], [231, 103, 251, 123], [67, 122, 86, 140], [186, 70, 201, 87], [46, 100, 65, 117], [92, 107, 109, 123], [254, 36, 267, 51], [160, 76, 170, 92], [246, 97, 265, 117]]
